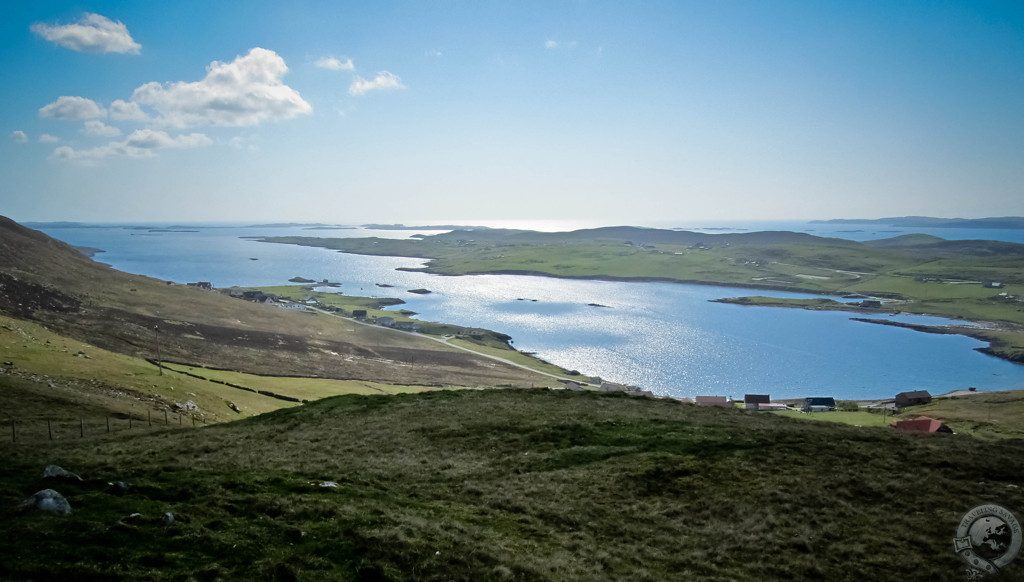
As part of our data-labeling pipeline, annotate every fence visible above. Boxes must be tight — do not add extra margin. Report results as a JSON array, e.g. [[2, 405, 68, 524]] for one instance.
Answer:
[[5, 408, 205, 444]]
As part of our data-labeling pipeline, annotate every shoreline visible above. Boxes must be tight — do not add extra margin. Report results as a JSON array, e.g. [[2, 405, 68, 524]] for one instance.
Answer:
[[253, 239, 1024, 370]]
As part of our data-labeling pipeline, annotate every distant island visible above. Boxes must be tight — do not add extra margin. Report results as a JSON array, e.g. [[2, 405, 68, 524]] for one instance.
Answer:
[[362, 223, 491, 231], [246, 222, 352, 228], [812, 216, 1024, 230]]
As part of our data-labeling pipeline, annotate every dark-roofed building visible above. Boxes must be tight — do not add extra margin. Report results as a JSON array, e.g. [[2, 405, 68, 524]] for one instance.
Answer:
[[744, 394, 770, 410], [895, 390, 932, 409], [351, 309, 367, 319], [802, 397, 836, 412]]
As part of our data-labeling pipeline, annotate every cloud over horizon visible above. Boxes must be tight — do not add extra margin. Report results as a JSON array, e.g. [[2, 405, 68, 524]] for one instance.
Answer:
[[31, 13, 141, 55], [349, 71, 405, 96], [315, 56, 354, 71], [130, 48, 312, 127], [82, 120, 121, 137], [109, 99, 149, 122], [10, 130, 28, 143], [53, 129, 212, 163], [39, 96, 107, 121]]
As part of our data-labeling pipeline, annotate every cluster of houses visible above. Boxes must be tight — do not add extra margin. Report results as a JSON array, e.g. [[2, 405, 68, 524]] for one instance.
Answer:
[[686, 388, 956, 433], [692, 393, 836, 412]]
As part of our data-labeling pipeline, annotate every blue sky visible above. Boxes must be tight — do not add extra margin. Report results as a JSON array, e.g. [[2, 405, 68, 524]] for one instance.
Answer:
[[1, 1, 1022, 223]]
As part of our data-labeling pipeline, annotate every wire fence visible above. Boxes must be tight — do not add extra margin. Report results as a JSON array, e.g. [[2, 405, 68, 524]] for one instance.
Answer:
[[5, 409, 205, 443]]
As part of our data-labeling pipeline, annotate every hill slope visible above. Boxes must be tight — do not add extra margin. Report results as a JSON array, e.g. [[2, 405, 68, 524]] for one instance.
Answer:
[[2, 389, 1022, 580], [0, 216, 550, 388]]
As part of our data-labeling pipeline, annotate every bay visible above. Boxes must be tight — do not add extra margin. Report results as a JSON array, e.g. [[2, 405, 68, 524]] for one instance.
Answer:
[[35, 222, 1024, 400]]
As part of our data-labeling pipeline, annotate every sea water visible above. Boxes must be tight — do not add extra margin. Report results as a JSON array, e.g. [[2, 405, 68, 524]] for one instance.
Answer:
[[34, 222, 1024, 399]]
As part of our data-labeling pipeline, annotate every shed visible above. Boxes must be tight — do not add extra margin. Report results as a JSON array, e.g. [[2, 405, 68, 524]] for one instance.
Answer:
[[860, 299, 882, 308], [351, 309, 368, 319], [895, 390, 932, 408], [893, 416, 952, 433], [695, 396, 730, 408]]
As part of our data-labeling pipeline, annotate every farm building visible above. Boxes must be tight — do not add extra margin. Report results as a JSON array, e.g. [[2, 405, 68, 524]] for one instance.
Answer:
[[744, 394, 770, 410], [802, 397, 836, 412], [895, 390, 932, 408], [893, 416, 952, 434], [351, 309, 368, 319], [694, 396, 730, 408]]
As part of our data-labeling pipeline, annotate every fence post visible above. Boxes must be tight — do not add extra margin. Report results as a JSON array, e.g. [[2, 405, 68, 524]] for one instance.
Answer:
[[178, 414, 182, 426], [47, 419, 52, 440], [148, 410, 152, 427], [10, 419, 15, 443], [164, 410, 168, 425], [129, 415, 133, 429], [106, 416, 110, 433], [192, 415, 196, 427], [80, 418, 84, 438]]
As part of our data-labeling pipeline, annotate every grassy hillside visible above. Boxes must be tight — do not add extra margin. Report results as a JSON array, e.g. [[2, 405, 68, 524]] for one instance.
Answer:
[[2, 389, 1022, 580], [0, 216, 553, 388]]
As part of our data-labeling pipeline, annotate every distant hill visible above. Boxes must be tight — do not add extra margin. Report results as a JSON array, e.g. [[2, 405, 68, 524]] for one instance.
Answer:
[[435, 225, 857, 247], [812, 216, 1024, 229]]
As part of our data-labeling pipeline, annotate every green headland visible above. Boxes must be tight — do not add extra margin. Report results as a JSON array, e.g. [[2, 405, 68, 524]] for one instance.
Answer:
[[255, 227, 1024, 363]]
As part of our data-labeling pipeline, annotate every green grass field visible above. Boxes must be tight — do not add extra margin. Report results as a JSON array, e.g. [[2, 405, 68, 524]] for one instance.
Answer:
[[161, 362, 451, 399], [2, 389, 1023, 580]]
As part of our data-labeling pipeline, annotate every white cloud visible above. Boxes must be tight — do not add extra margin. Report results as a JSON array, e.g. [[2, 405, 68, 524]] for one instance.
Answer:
[[315, 56, 354, 71], [348, 71, 405, 96], [82, 120, 122, 137], [11, 130, 28, 143], [130, 47, 311, 127], [53, 129, 212, 163], [545, 40, 577, 50], [109, 99, 149, 122], [39, 96, 107, 121], [38, 133, 60, 143], [31, 13, 141, 55]]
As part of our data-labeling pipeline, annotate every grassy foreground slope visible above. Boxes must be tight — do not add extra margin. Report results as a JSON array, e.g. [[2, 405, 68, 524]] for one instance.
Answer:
[[256, 227, 1024, 362], [0, 216, 552, 388], [2, 389, 1023, 581]]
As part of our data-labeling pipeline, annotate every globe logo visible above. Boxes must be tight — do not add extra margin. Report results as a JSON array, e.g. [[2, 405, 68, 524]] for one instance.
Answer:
[[954, 505, 1021, 577]]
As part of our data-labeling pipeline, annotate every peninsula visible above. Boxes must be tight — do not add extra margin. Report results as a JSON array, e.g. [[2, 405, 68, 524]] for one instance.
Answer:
[[254, 227, 1024, 363]]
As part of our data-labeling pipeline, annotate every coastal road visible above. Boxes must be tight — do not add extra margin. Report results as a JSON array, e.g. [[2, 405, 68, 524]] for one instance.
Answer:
[[305, 306, 593, 386]]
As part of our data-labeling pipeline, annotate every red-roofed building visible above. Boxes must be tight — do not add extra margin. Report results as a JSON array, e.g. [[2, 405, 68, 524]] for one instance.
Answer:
[[892, 416, 953, 434]]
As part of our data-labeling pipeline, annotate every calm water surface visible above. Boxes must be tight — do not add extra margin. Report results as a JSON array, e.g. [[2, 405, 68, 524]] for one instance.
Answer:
[[35, 223, 1024, 400]]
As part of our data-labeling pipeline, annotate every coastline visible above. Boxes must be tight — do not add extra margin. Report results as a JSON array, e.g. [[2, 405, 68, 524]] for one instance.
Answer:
[[252, 238, 1024, 370]]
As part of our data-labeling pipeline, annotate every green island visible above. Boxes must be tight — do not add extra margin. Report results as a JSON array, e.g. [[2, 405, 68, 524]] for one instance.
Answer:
[[254, 227, 1024, 363], [2, 216, 1024, 580]]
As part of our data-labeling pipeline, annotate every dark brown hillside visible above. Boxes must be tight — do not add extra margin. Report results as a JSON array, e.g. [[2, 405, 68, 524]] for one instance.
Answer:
[[0, 216, 547, 387]]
